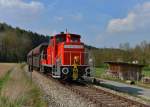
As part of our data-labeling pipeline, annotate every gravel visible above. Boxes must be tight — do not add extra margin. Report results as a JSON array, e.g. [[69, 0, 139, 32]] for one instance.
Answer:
[[23, 66, 95, 107]]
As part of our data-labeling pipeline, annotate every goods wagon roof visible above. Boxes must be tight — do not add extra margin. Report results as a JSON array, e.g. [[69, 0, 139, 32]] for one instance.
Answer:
[[27, 49, 33, 57], [27, 43, 48, 56]]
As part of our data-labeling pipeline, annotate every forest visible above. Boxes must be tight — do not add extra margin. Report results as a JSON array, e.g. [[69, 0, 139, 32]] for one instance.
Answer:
[[0, 23, 150, 66], [90, 41, 150, 66], [0, 23, 49, 62]]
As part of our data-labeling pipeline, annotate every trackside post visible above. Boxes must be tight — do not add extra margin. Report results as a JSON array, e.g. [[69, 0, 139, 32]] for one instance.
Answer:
[[29, 51, 33, 83]]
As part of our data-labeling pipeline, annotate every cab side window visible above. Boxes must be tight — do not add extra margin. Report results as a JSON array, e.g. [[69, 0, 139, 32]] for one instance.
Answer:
[[56, 37, 66, 43], [71, 37, 79, 42]]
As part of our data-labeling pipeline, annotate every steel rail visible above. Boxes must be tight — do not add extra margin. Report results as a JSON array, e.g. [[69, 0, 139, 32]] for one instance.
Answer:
[[35, 71, 149, 107]]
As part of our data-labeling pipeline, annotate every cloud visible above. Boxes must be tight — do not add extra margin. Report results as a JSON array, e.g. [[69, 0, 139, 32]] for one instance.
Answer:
[[55, 13, 83, 21], [0, 0, 44, 12], [0, 0, 45, 27], [107, 2, 150, 33], [55, 16, 64, 21]]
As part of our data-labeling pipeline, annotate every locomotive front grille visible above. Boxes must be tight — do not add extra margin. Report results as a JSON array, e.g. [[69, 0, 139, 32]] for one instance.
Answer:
[[63, 51, 89, 66]]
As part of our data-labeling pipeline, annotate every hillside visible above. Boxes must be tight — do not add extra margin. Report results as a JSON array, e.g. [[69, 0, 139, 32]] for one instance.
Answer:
[[0, 23, 49, 62]]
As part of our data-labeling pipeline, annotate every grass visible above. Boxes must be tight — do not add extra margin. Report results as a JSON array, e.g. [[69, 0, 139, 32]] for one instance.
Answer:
[[95, 66, 150, 78], [20, 62, 26, 69], [95, 67, 105, 78], [143, 69, 150, 77], [0, 64, 48, 107], [95, 66, 150, 88], [0, 69, 11, 92]]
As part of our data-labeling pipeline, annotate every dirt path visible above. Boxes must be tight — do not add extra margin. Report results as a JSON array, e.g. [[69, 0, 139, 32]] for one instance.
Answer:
[[0, 63, 16, 77]]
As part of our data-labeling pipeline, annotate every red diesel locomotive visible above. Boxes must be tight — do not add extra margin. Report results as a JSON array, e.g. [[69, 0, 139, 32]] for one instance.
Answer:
[[27, 32, 93, 81]]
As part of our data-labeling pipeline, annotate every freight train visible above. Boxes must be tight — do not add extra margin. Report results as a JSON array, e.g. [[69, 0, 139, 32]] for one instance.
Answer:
[[27, 32, 94, 81]]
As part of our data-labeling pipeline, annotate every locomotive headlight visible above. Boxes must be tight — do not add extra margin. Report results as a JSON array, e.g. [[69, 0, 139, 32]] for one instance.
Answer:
[[64, 45, 83, 49], [62, 67, 69, 75], [85, 67, 90, 76]]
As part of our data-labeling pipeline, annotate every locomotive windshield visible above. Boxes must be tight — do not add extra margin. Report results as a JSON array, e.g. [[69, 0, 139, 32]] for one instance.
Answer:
[[55, 33, 80, 43], [56, 36, 66, 43], [71, 36, 79, 42]]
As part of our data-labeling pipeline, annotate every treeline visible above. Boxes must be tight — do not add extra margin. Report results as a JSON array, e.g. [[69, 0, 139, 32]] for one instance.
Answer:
[[0, 23, 150, 66], [0, 23, 49, 62], [88, 48, 129, 66], [88, 41, 150, 66]]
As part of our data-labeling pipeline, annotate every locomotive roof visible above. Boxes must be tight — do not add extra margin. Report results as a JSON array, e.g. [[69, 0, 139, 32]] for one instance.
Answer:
[[50, 33, 81, 39], [27, 43, 48, 56]]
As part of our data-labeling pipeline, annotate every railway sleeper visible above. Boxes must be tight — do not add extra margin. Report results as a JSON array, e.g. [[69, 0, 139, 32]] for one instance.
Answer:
[[96, 102, 115, 107], [130, 104, 144, 107], [86, 97, 119, 106], [104, 101, 129, 107], [88, 94, 114, 99], [73, 88, 97, 93], [89, 98, 130, 107], [102, 102, 130, 107], [79, 93, 112, 100], [89, 96, 113, 101], [81, 92, 109, 96], [97, 99, 125, 105], [86, 100, 110, 107], [127, 102, 146, 107]]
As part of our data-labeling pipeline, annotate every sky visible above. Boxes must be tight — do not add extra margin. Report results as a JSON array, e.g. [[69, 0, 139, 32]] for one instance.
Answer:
[[0, 0, 150, 48]]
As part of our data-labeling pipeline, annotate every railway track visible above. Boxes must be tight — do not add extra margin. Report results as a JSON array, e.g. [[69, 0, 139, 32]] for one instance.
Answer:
[[35, 71, 149, 107], [67, 85, 149, 107]]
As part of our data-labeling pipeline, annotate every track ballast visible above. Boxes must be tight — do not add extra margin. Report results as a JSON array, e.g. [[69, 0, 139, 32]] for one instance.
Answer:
[[37, 71, 149, 107]]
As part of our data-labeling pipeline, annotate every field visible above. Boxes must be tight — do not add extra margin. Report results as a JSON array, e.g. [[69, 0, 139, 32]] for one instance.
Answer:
[[0, 63, 48, 107], [0, 63, 15, 78]]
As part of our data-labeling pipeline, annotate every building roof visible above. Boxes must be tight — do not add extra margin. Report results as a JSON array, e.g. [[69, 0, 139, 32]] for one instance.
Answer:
[[104, 61, 144, 67]]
